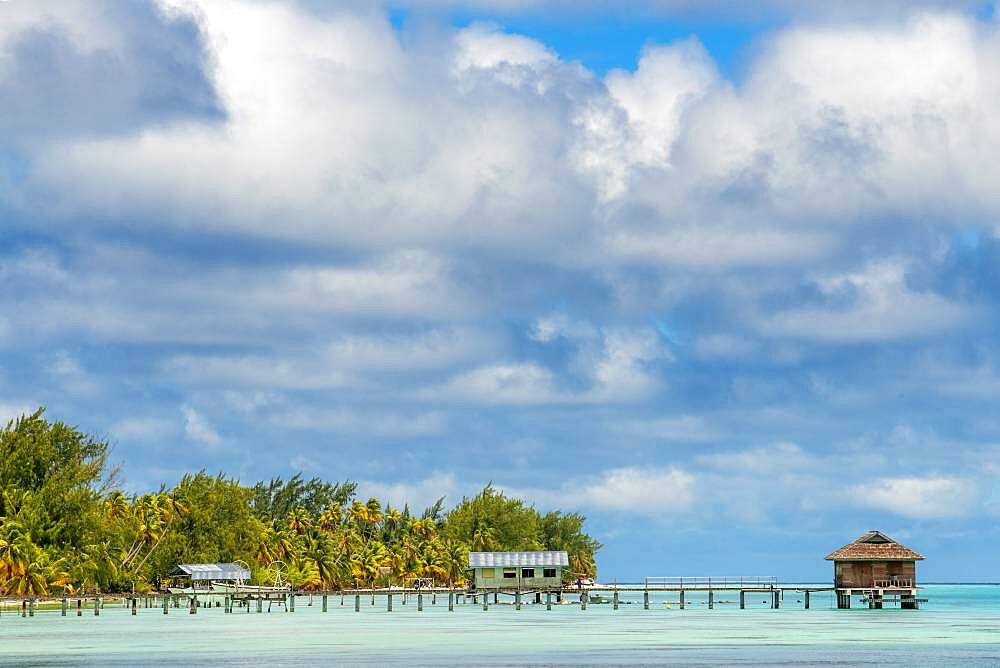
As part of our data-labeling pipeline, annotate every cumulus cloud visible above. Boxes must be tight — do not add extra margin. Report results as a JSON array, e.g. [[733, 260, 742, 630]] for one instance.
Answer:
[[181, 404, 222, 447], [508, 467, 696, 514], [358, 472, 458, 511], [852, 476, 979, 518]]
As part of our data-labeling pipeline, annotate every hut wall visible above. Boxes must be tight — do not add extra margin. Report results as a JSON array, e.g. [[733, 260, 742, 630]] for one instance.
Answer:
[[835, 560, 916, 588]]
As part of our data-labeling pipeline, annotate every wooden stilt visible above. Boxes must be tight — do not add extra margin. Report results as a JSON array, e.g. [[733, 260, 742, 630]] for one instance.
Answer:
[[739, 590, 745, 609], [322, 594, 328, 612], [679, 590, 685, 609], [804, 591, 810, 609], [708, 590, 714, 609], [418, 593, 423, 611], [643, 590, 649, 610], [62, 597, 68, 616], [613, 591, 619, 610], [546, 591, 552, 611]]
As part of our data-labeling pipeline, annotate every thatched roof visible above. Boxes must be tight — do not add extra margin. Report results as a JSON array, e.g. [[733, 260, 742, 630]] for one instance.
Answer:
[[825, 530, 924, 561]]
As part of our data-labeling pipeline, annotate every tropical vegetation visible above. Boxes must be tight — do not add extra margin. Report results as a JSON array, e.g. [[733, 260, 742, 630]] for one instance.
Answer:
[[0, 409, 600, 597]]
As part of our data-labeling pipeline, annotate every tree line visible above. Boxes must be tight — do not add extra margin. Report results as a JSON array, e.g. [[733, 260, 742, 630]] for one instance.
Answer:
[[0, 410, 600, 596]]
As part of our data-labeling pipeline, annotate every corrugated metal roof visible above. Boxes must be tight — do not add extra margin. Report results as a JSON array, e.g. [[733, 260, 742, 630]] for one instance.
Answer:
[[169, 563, 251, 581], [468, 551, 569, 568], [825, 531, 924, 561]]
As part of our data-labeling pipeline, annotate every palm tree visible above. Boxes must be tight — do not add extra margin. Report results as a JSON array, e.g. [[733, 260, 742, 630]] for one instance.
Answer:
[[287, 507, 311, 535], [319, 505, 342, 532]]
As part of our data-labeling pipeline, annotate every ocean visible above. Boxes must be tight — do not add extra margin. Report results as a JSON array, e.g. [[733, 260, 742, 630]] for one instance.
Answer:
[[1, 585, 998, 666]]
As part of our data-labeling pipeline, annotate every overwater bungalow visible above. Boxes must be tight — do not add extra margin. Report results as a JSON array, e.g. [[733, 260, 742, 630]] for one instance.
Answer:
[[826, 530, 924, 609], [469, 551, 568, 593]]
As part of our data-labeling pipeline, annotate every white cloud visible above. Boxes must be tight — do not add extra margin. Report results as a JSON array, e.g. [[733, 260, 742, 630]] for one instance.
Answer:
[[181, 404, 221, 447], [110, 416, 174, 442], [507, 467, 696, 514], [852, 476, 979, 518], [358, 472, 458, 512], [759, 259, 974, 342], [274, 407, 448, 437]]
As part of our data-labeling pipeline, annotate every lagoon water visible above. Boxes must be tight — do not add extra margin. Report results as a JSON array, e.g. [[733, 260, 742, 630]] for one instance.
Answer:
[[1, 585, 999, 666]]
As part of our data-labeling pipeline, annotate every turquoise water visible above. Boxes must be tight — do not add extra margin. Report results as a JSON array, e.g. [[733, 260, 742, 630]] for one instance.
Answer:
[[1, 586, 999, 666]]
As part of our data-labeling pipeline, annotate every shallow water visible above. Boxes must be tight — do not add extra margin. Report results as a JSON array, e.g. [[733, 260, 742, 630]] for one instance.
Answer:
[[1, 585, 999, 666]]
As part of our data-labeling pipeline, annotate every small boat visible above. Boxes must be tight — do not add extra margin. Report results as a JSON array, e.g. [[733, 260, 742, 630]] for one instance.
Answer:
[[209, 581, 290, 593]]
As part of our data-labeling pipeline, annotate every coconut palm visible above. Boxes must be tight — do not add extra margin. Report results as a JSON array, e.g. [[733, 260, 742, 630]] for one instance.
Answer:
[[287, 507, 311, 535]]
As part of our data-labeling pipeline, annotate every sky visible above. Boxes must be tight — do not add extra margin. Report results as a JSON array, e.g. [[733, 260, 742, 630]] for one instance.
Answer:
[[1, 0, 1000, 581]]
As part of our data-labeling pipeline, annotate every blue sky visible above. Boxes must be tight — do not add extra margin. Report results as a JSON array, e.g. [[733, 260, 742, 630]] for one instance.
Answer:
[[2, 0, 1000, 581]]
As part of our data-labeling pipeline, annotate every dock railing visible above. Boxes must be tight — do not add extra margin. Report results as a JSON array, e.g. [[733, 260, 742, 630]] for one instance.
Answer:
[[643, 576, 778, 589]]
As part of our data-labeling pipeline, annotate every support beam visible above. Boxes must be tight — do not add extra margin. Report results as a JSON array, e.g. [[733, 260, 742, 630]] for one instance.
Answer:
[[643, 591, 649, 610], [546, 591, 552, 611], [804, 591, 810, 609], [679, 590, 685, 610], [708, 590, 714, 609], [613, 591, 619, 610], [739, 590, 745, 609]]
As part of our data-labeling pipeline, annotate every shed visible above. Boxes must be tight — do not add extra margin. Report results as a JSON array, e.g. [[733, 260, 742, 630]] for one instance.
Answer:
[[826, 530, 923, 608], [168, 563, 251, 583], [469, 551, 568, 591]]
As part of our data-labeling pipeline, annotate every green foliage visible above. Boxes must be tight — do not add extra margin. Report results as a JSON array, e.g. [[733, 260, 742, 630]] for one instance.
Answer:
[[0, 409, 601, 595], [250, 474, 356, 520]]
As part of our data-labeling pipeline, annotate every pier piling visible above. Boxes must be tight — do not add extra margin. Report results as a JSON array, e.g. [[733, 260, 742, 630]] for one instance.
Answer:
[[580, 592, 587, 611], [387, 594, 392, 612], [546, 591, 552, 611], [189, 597, 196, 615], [163, 596, 168, 615], [805, 591, 810, 609], [289, 594, 295, 612], [322, 594, 328, 612], [77, 599, 82, 616], [643, 591, 649, 610], [94, 598, 100, 616], [418, 593, 423, 611], [448, 591, 454, 612], [354, 594, 360, 612], [131, 597, 137, 615], [679, 590, 685, 609], [739, 590, 745, 609], [62, 597, 68, 616], [613, 591, 619, 610]]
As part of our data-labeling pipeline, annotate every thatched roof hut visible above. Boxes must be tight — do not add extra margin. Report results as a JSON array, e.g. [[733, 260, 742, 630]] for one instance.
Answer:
[[825, 530, 924, 562]]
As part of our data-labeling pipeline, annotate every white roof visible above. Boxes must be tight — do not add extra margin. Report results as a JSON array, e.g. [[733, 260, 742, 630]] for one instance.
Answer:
[[170, 563, 251, 581], [468, 551, 569, 568]]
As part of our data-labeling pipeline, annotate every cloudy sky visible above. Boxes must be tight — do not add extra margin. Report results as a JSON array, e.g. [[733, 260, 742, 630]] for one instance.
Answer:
[[2, 0, 1000, 580]]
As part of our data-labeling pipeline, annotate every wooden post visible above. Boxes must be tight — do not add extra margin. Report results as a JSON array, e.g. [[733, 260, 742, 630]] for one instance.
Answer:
[[643, 590, 649, 610], [418, 593, 423, 611], [708, 590, 714, 609], [739, 590, 745, 609], [77, 599, 82, 616], [613, 591, 619, 610], [515, 590, 521, 611], [62, 597, 68, 616], [354, 593, 361, 612], [95, 598, 101, 616], [289, 594, 295, 612], [432, 593, 436, 606], [256, 597, 263, 613], [546, 591, 552, 611], [874, 592, 883, 609], [322, 594, 328, 612], [804, 591, 810, 609], [679, 590, 685, 610], [21, 600, 26, 617], [387, 594, 393, 612], [131, 597, 137, 615], [163, 596, 169, 615], [448, 591, 454, 612], [189, 596, 196, 615], [580, 592, 587, 611], [773, 590, 780, 609], [494, 592, 499, 604], [29, 599, 35, 617], [482, 593, 488, 611]]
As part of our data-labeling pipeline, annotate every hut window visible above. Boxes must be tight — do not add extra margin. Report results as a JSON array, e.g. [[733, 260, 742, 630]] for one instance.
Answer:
[[481, 568, 495, 579], [543, 568, 557, 578], [503, 568, 517, 579], [522, 568, 535, 578]]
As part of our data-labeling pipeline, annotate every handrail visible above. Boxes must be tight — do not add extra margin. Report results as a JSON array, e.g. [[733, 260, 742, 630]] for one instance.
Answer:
[[643, 576, 778, 588]]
